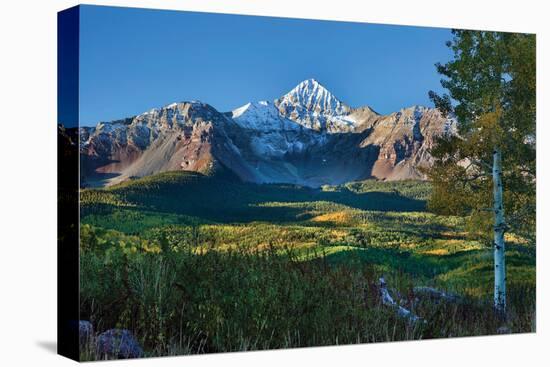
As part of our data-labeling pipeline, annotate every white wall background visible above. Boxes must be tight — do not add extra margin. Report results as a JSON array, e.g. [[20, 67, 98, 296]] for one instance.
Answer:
[[0, 0, 548, 365]]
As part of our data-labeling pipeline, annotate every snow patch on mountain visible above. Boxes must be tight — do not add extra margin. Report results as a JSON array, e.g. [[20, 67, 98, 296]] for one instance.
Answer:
[[232, 100, 301, 131]]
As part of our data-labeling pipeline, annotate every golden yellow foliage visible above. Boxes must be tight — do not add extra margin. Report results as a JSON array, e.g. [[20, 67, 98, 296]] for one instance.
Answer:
[[311, 211, 352, 225]]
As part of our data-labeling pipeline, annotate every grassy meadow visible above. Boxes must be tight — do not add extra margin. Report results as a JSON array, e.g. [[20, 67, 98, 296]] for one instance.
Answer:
[[79, 170, 535, 359]]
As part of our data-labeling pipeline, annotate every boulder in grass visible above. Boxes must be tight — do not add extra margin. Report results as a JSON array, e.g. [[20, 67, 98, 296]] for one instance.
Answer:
[[378, 277, 424, 324], [79, 320, 93, 345], [96, 329, 143, 359]]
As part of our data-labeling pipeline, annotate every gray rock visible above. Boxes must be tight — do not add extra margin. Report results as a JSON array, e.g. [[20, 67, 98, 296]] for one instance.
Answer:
[[79, 320, 93, 345], [96, 329, 143, 359], [413, 286, 461, 303]]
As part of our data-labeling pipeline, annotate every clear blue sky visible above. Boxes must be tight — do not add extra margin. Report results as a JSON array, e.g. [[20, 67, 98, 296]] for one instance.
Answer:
[[79, 5, 453, 126]]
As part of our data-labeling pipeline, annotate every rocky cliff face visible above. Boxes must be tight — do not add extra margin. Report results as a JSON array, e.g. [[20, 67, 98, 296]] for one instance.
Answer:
[[80, 102, 257, 187], [80, 79, 456, 187], [359, 105, 456, 180]]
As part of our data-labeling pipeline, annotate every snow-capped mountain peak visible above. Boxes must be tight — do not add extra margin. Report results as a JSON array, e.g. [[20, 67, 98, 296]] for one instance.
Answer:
[[276, 78, 350, 116], [273, 79, 354, 132]]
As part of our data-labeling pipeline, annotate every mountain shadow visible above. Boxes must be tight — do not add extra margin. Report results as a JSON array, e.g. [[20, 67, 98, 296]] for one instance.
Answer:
[[80, 169, 427, 224]]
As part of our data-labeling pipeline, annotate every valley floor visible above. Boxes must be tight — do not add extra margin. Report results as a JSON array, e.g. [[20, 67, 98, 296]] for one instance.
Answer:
[[78, 171, 535, 360]]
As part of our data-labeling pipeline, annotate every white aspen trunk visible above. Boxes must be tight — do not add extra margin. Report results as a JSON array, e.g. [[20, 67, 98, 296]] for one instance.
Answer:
[[492, 148, 506, 315]]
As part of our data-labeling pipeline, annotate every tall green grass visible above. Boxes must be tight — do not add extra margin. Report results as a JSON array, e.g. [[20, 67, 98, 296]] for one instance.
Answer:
[[80, 225, 534, 360]]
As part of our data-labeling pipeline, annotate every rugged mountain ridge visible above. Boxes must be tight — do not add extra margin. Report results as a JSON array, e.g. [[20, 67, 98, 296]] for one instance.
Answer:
[[79, 79, 456, 187]]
